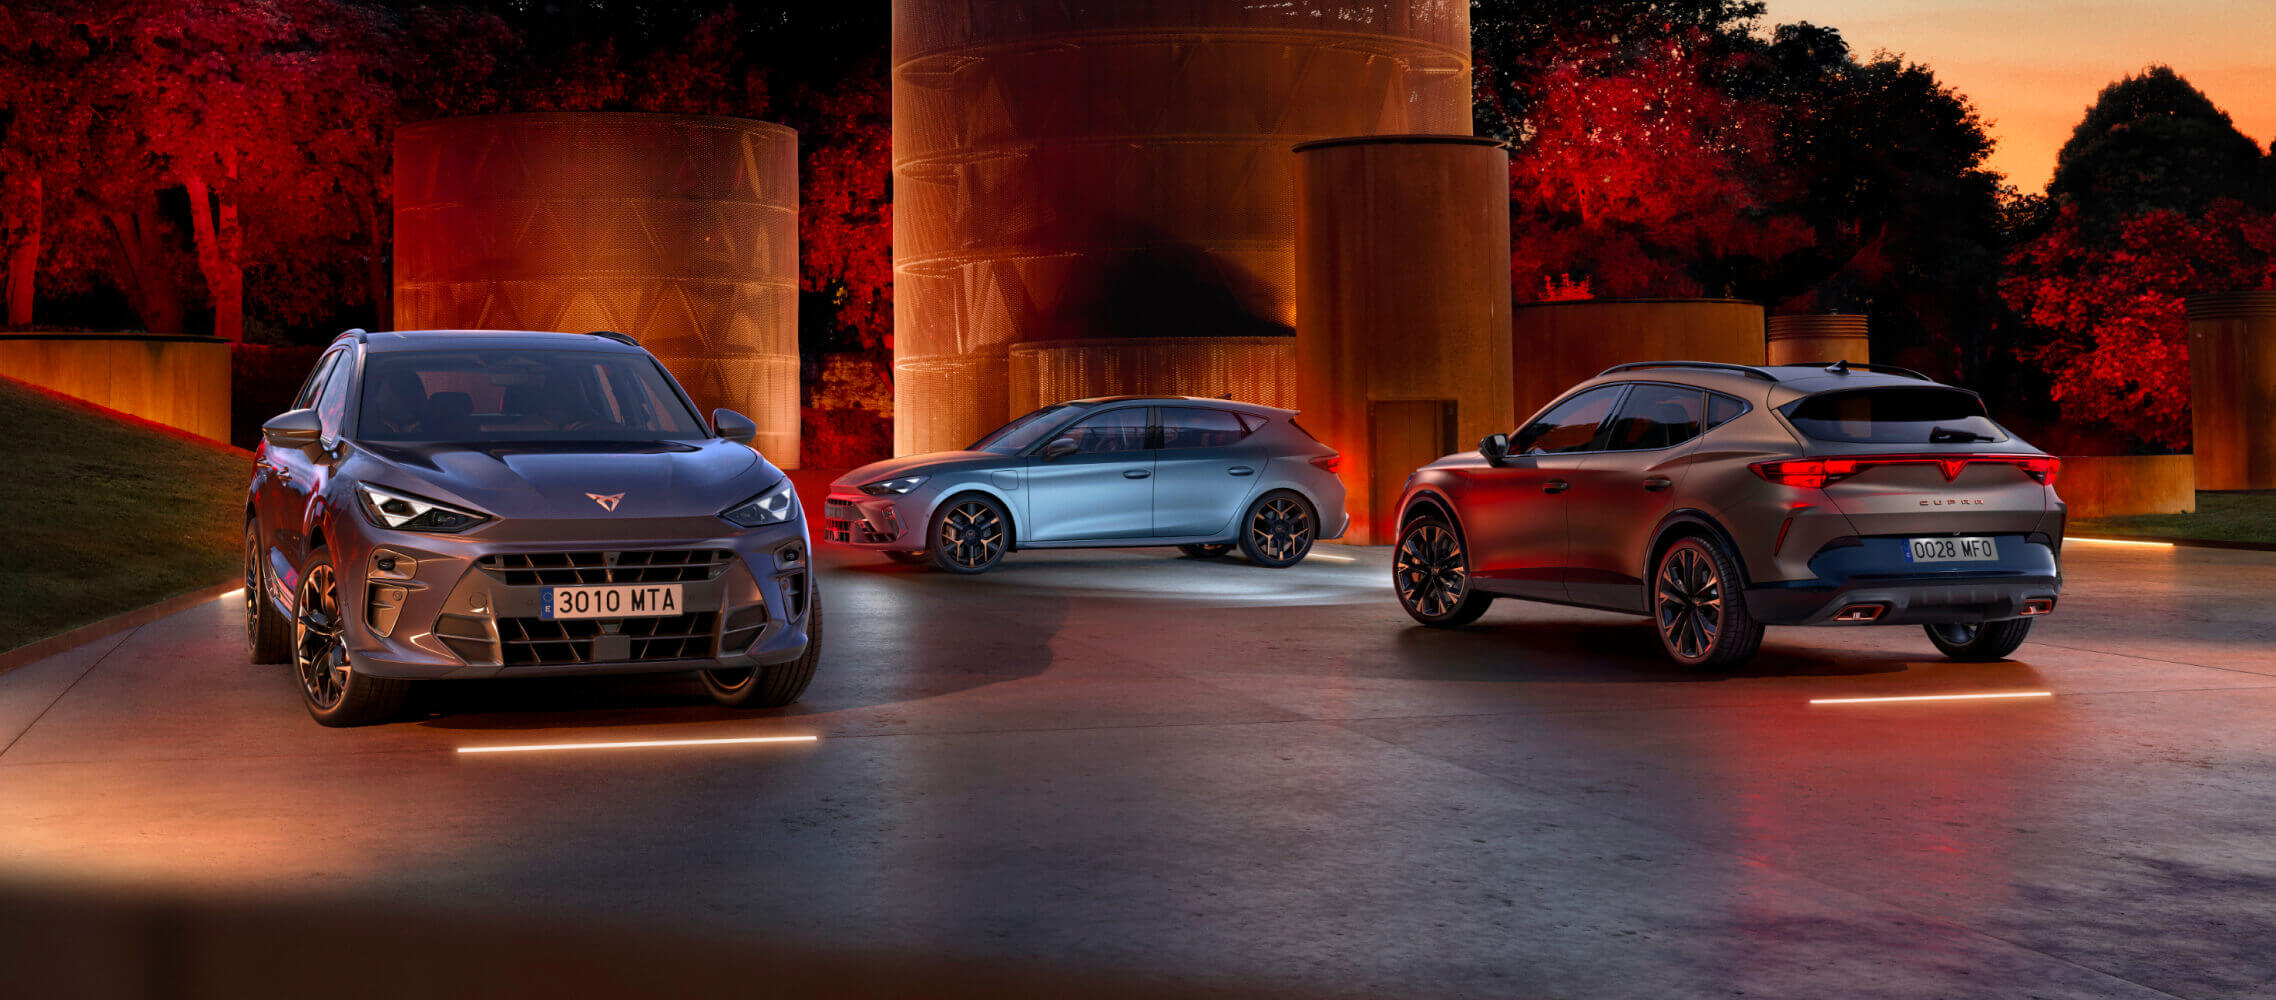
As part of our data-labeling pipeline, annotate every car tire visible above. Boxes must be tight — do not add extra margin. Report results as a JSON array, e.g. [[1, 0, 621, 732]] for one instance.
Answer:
[[1178, 543, 1234, 559], [884, 550, 929, 565], [703, 587, 824, 709], [929, 494, 1011, 574], [1923, 619, 2032, 662], [1652, 535, 1765, 668], [1238, 490, 1315, 568], [293, 546, 410, 727], [245, 522, 290, 665], [1394, 514, 1493, 627]]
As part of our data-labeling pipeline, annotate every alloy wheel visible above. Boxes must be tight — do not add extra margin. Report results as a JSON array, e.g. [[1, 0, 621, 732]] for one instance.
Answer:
[[1655, 545, 1724, 661], [1248, 497, 1312, 563], [243, 533, 262, 644], [940, 500, 1006, 570], [294, 564, 349, 710], [1395, 523, 1468, 618]]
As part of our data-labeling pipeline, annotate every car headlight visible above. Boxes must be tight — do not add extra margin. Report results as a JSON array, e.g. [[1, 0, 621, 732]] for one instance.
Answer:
[[721, 478, 798, 528], [859, 475, 928, 496], [356, 483, 489, 533]]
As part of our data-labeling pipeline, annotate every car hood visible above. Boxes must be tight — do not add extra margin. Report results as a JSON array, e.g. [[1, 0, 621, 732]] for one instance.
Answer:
[[835, 451, 1000, 489], [357, 439, 772, 520]]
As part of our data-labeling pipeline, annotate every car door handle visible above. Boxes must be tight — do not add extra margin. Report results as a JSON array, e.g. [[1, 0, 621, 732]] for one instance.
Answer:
[[1227, 466, 1255, 476], [1644, 477, 1673, 492], [1542, 479, 1570, 494], [1124, 469, 1152, 479]]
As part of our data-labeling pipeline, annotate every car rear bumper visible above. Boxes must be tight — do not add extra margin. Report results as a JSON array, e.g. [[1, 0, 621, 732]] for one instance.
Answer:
[[1747, 534, 2062, 626]]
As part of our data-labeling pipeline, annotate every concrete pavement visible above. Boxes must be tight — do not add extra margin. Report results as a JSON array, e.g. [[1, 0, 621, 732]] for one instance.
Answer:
[[3, 539, 2274, 998]]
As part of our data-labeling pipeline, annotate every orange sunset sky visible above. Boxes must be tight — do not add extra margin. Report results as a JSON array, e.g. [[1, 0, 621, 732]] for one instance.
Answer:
[[1767, 0, 2276, 191]]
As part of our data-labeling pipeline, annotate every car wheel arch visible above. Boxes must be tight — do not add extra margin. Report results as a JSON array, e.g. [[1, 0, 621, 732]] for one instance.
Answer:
[[1399, 490, 1467, 546], [929, 488, 1020, 551], [1645, 510, 1751, 591]]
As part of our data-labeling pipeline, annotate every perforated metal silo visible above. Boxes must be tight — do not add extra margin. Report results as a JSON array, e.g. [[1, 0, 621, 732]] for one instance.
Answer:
[[892, 0, 1473, 454], [2189, 291, 2276, 489], [1766, 314, 1870, 366], [393, 113, 801, 467]]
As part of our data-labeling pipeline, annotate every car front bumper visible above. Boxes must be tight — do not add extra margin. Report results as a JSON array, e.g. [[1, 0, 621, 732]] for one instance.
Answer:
[[336, 517, 814, 681], [821, 492, 916, 549]]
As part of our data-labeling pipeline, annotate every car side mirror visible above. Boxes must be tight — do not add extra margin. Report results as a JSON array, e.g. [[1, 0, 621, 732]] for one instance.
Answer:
[[1479, 432, 1510, 467], [262, 409, 323, 450], [713, 408, 758, 446], [1043, 436, 1079, 460]]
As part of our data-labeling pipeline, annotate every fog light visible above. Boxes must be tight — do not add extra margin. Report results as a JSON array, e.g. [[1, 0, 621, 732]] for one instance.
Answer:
[[1834, 603, 1886, 622]]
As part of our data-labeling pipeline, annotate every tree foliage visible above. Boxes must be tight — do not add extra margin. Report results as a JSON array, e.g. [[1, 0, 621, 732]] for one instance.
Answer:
[[2049, 66, 2268, 227]]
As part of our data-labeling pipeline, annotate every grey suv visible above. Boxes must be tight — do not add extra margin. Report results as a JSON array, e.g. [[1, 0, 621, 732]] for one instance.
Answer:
[[1393, 362, 2064, 667], [244, 329, 820, 725]]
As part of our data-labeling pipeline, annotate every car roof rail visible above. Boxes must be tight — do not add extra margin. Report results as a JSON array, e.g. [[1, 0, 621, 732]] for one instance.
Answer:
[[1596, 361, 1777, 382], [585, 329, 639, 347], [331, 328, 368, 344], [1817, 359, 1931, 381]]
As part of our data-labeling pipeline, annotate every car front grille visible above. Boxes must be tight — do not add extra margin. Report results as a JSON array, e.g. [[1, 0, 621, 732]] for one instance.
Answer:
[[478, 550, 732, 586], [824, 499, 898, 543], [496, 612, 720, 666]]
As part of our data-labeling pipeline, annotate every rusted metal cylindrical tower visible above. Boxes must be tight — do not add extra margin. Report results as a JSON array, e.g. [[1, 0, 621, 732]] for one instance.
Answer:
[[394, 113, 801, 467], [1766, 314, 1870, 367], [1510, 300, 1766, 422], [1293, 135, 1512, 545], [2188, 291, 2276, 489], [1009, 338, 1296, 416], [892, 0, 1473, 455]]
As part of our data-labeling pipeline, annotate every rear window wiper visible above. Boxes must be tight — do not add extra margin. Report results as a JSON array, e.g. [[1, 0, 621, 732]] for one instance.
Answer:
[[1929, 426, 1996, 443]]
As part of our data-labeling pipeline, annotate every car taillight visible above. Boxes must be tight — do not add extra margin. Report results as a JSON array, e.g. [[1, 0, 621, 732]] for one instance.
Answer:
[[1310, 454, 1342, 474], [1751, 454, 2060, 488]]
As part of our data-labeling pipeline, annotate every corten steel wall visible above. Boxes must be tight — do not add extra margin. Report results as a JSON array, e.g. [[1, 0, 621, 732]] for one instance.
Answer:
[[0, 333, 231, 442], [1510, 300, 1767, 422], [1294, 135, 1512, 544], [2188, 291, 2276, 490], [1009, 338, 1296, 417], [393, 113, 802, 467], [892, 0, 1473, 455], [2057, 455, 2195, 518], [1766, 314, 1870, 366]]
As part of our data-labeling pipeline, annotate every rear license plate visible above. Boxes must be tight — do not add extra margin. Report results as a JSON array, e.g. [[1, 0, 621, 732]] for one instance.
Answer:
[[1905, 537, 1998, 563], [540, 584, 683, 620]]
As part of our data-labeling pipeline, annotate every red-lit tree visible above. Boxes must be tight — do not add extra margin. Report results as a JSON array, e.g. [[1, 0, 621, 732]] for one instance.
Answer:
[[2002, 201, 2276, 448], [1499, 34, 1808, 300]]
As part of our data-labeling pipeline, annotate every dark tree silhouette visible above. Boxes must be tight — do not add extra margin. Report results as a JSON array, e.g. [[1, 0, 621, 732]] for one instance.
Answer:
[[2049, 66, 2268, 227]]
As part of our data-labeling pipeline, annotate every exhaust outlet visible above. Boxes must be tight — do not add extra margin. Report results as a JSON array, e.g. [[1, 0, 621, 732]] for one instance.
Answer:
[[1833, 603, 1887, 622], [2020, 598, 2055, 616]]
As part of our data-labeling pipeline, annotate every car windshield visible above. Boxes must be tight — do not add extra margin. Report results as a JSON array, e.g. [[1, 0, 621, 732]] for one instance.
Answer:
[[1781, 386, 2009, 444], [969, 402, 1092, 454], [357, 349, 710, 443]]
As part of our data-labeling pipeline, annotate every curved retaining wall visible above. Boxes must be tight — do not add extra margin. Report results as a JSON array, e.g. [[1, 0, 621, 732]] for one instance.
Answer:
[[394, 112, 802, 467], [1510, 299, 1765, 422], [2057, 455, 2195, 519], [1007, 337, 1295, 417], [0, 333, 231, 442], [1766, 314, 1869, 367], [2187, 292, 2276, 490]]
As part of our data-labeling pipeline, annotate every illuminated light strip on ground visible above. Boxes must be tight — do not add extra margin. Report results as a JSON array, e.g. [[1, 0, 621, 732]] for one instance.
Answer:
[[219, 588, 246, 600], [457, 735, 818, 755], [2065, 537, 2175, 548], [1305, 553, 1358, 563], [1810, 691, 2054, 705]]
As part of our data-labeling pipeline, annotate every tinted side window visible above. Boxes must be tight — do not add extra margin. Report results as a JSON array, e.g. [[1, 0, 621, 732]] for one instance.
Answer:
[[1516, 385, 1625, 455], [294, 351, 342, 410], [1158, 407, 1248, 449], [315, 349, 355, 441], [1706, 393, 1746, 430], [1603, 384, 1705, 451], [1062, 408, 1151, 455]]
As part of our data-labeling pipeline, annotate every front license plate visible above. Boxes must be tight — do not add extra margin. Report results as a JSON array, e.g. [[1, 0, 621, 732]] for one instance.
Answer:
[[1905, 536, 1998, 563], [540, 584, 684, 620]]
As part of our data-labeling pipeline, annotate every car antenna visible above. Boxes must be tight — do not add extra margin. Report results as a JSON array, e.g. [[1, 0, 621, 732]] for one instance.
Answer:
[[1825, 359, 1851, 375]]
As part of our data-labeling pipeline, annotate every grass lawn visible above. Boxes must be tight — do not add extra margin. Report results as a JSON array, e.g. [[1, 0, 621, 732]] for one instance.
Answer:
[[0, 376, 250, 654], [2070, 491, 2276, 546]]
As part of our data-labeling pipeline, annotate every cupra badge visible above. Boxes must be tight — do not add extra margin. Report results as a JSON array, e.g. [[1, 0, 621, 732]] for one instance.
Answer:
[[587, 492, 625, 511]]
